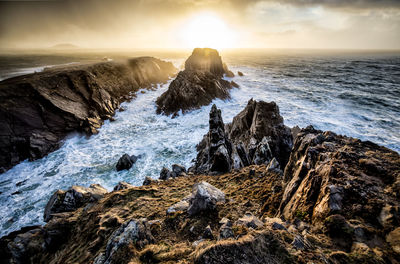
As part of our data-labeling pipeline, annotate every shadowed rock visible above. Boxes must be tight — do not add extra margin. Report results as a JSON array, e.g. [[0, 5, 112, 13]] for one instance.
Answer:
[[0, 58, 177, 172], [116, 154, 139, 171], [156, 48, 235, 116]]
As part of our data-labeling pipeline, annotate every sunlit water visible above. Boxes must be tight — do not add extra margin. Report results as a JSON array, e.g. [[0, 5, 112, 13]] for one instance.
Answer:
[[0, 51, 399, 236]]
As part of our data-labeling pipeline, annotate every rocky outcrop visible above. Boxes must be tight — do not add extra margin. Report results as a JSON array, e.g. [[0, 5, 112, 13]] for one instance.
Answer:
[[159, 164, 187, 180], [188, 181, 225, 216], [192, 99, 293, 174], [0, 58, 177, 172], [156, 48, 234, 116], [44, 184, 107, 222], [116, 154, 139, 171], [113, 181, 134, 191]]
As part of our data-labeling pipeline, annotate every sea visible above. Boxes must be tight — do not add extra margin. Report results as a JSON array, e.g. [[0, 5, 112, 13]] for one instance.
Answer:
[[0, 49, 399, 236]]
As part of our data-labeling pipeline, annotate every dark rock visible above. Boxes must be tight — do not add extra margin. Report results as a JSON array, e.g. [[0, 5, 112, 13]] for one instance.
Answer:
[[156, 48, 233, 116], [94, 218, 154, 264], [195, 231, 294, 264], [0, 58, 177, 172], [203, 225, 214, 240], [238, 71, 244, 76], [230, 81, 239, 88], [248, 169, 255, 177], [113, 181, 133, 191], [188, 181, 225, 216], [193, 99, 293, 173], [272, 222, 286, 231], [115, 154, 138, 171], [266, 157, 281, 173], [219, 223, 234, 240], [171, 164, 186, 177], [159, 167, 172, 180], [324, 214, 354, 251], [44, 184, 107, 222], [235, 213, 264, 229], [142, 176, 155, 186]]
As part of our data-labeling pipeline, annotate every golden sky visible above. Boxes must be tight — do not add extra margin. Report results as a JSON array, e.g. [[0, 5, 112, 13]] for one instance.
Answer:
[[0, 0, 399, 50]]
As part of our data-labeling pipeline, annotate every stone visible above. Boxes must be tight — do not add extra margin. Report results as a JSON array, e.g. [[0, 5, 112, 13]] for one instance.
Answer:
[[159, 167, 172, 180], [266, 157, 281, 173], [156, 48, 233, 116], [272, 222, 287, 231], [203, 225, 214, 240], [219, 223, 234, 240], [142, 176, 154, 186], [235, 213, 264, 229], [171, 164, 186, 177], [188, 181, 225, 216], [167, 195, 191, 214], [116, 154, 138, 171], [0, 58, 177, 172], [113, 181, 133, 191], [44, 184, 107, 222], [238, 71, 244, 76], [96, 218, 154, 264], [219, 217, 232, 226]]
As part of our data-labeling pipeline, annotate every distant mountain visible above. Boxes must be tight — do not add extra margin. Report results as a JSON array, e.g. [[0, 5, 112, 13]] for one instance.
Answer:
[[51, 43, 79, 49]]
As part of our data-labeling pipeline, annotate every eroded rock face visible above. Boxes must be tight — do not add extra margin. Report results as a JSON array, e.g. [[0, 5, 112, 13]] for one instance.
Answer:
[[0, 58, 177, 172], [44, 184, 107, 222], [192, 100, 293, 174], [156, 48, 234, 116]]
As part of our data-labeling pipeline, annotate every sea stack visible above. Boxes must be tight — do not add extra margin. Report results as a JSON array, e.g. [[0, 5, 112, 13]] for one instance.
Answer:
[[156, 48, 235, 117]]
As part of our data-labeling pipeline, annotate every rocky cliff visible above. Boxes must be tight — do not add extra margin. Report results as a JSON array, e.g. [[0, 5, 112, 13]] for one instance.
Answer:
[[1, 101, 399, 264], [156, 48, 235, 117], [0, 58, 177, 172]]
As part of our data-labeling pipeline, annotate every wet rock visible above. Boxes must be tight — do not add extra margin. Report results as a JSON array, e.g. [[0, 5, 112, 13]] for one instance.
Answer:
[[195, 231, 294, 264], [203, 225, 214, 240], [0, 58, 177, 172], [238, 71, 244, 76], [44, 184, 107, 222], [235, 213, 264, 229], [156, 48, 233, 116], [116, 154, 138, 171], [188, 181, 225, 216], [113, 181, 133, 191], [95, 218, 154, 264]]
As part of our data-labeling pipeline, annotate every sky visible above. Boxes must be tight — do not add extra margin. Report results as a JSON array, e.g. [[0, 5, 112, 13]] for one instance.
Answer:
[[0, 0, 399, 50]]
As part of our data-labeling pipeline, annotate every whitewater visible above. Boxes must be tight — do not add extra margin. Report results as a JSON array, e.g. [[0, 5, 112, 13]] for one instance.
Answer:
[[1, 52, 399, 236]]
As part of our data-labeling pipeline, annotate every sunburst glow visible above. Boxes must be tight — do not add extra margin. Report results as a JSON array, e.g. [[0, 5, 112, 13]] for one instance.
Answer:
[[179, 13, 236, 49]]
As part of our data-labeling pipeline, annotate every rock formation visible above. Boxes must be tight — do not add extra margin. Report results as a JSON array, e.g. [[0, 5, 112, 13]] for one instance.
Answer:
[[156, 48, 235, 116], [192, 99, 293, 174], [115, 154, 139, 171], [0, 58, 177, 172], [44, 184, 107, 222]]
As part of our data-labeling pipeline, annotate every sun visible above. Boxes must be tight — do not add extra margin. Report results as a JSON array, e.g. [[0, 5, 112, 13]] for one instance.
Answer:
[[179, 12, 236, 49]]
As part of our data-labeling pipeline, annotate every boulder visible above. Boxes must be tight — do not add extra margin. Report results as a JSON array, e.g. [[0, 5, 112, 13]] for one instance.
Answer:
[[171, 164, 186, 177], [167, 195, 191, 214], [238, 71, 244, 76], [192, 99, 293, 174], [94, 218, 154, 264], [44, 184, 107, 222], [219, 222, 234, 240], [115, 154, 138, 171], [159, 167, 172, 180], [0, 58, 177, 172], [188, 181, 225, 216], [113, 181, 133, 191], [156, 48, 234, 116], [203, 225, 214, 240], [142, 176, 155, 186]]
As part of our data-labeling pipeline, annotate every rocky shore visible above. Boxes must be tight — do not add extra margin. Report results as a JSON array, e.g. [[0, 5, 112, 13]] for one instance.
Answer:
[[0, 57, 177, 172], [0, 49, 399, 264]]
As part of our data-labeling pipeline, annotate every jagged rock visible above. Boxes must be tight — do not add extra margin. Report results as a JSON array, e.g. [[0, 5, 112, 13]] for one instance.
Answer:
[[44, 184, 107, 222], [266, 157, 281, 173], [171, 164, 186, 177], [142, 176, 155, 186], [113, 181, 133, 191], [235, 213, 264, 229], [291, 235, 310, 250], [203, 225, 214, 240], [219, 217, 232, 226], [279, 125, 400, 231], [156, 48, 233, 116], [192, 99, 293, 173], [291, 125, 301, 141], [95, 218, 154, 264], [238, 71, 244, 76], [188, 181, 225, 216], [115, 154, 138, 171], [159, 167, 172, 180], [230, 81, 239, 88], [195, 231, 294, 264], [272, 222, 286, 231], [0, 58, 177, 172]]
